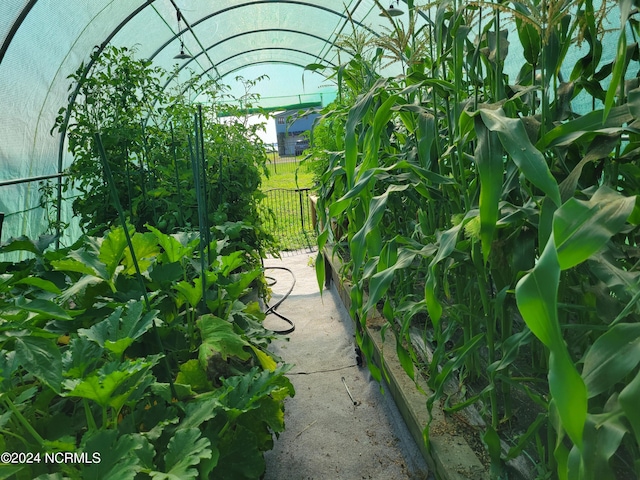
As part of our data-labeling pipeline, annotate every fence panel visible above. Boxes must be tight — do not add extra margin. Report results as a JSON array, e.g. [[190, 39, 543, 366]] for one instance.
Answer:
[[266, 156, 302, 175], [263, 188, 316, 252]]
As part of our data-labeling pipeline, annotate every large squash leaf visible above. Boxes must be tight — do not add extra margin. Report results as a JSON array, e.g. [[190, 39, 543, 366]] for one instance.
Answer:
[[64, 357, 159, 410], [150, 428, 213, 480], [99, 226, 128, 280], [78, 302, 157, 358], [197, 314, 251, 365], [14, 336, 62, 393], [80, 430, 151, 480]]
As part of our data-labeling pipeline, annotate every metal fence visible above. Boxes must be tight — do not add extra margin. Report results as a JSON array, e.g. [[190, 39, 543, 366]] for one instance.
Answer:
[[265, 154, 305, 175], [263, 188, 317, 252]]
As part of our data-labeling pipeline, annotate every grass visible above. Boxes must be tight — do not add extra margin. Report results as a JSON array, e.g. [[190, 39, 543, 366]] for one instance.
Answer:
[[262, 157, 314, 190], [260, 154, 316, 251]]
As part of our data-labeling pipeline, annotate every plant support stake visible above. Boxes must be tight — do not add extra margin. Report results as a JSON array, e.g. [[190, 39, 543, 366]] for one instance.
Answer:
[[94, 131, 178, 401]]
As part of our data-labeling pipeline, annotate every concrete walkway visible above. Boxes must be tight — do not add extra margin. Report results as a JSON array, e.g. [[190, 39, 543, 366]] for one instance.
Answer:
[[263, 251, 431, 480]]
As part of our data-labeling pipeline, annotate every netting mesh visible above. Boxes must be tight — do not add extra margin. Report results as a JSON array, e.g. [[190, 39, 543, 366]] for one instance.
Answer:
[[1, 1, 408, 247], [0, 0, 621, 251]]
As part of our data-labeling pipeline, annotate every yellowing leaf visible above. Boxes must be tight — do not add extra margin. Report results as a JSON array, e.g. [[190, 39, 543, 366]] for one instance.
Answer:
[[250, 346, 277, 372]]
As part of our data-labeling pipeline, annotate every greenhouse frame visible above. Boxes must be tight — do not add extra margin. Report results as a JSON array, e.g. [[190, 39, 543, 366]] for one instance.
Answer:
[[2, 0, 417, 242], [2, 1, 640, 479]]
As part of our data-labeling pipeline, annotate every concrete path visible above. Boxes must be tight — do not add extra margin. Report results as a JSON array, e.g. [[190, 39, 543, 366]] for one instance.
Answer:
[[262, 251, 431, 480]]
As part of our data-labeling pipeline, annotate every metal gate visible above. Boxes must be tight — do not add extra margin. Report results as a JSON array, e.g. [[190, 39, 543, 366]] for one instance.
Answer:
[[263, 188, 317, 252]]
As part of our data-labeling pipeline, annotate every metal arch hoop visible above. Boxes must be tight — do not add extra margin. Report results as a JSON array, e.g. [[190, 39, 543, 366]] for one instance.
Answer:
[[160, 29, 342, 93], [173, 51, 338, 100]]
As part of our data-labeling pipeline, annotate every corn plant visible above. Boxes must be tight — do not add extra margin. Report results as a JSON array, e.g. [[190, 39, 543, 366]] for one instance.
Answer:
[[313, 1, 640, 477]]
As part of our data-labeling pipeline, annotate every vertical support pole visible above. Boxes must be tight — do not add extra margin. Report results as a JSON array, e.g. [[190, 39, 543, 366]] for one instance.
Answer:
[[170, 123, 186, 227], [197, 105, 210, 251], [298, 188, 305, 231]]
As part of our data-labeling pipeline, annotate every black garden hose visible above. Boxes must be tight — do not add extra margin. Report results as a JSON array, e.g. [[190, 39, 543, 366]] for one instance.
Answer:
[[263, 266, 296, 335]]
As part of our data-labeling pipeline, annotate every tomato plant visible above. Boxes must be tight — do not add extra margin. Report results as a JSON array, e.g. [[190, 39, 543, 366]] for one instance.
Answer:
[[50, 46, 276, 258]]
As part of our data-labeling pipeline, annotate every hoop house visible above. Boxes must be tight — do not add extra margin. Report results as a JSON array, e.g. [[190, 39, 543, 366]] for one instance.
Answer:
[[0, 0, 424, 244], [2, 1, 640, 479]]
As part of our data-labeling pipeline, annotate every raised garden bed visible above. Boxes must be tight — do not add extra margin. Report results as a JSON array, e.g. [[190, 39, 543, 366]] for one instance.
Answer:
[[323, 245, 490, 480]]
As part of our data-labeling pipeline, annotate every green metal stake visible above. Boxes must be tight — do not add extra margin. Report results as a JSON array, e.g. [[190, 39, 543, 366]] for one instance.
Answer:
[[94, 131, 178, 400], [188, 133, 208, 312], [197, 105, 212, 258], [170, 123, 186, 227]]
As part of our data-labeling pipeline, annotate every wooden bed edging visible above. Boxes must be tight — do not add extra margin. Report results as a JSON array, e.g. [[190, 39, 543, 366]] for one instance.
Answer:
[[323, 246, 489, 480]]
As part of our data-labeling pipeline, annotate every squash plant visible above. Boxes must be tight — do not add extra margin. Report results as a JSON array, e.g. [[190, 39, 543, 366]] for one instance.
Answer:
[[0, 225, 293, 479], [313, 1, 640, 478]]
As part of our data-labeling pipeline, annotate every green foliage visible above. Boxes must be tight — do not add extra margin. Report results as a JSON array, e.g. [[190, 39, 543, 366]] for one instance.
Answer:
[[303, 103, 344, 188], [312, 1, 640, 478], [50, 46, 275, 257], [0, 225, 293, 478]]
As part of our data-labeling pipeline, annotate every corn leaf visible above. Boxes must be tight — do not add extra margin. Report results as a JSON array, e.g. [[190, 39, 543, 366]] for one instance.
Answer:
[[360, 93, 399, 173], [516, 238, 587, 448], [515, 238, 562, 349], [582, 411, 628, 480], [480, 107, 561, 206], [539, 104, 632, 149], [553, 187, 635, 270], [619, 369, 640, 447], [364, 248, 416, 314], [516, 186, 634, 451], [549, 347, 588, 451], [345, 79, 384, 188], [350, 184, 409, 273], [604, 29, 627, 121], [396, 336, 415, 381], [582, 323, 640, 398], [516, 17, 541, 65], [424, 223, 463, 327], [474, 117, 503, 262], [315, 246, 326, 294]]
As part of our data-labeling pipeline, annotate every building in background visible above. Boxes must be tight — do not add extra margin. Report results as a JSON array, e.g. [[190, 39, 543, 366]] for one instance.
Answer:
[[274, 109, 320, 156]]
